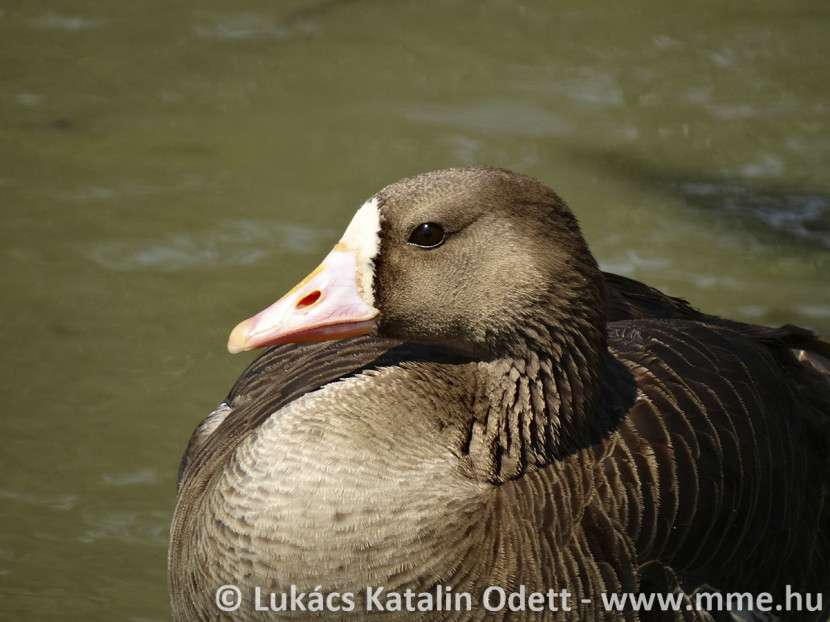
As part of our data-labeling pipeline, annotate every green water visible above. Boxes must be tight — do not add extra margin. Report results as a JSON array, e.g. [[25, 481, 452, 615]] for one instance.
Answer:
[[1, 1, 828, 620]]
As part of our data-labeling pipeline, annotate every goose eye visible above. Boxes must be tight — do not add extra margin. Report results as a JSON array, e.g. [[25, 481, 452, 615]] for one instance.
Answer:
[[407, 222, 445, 248]]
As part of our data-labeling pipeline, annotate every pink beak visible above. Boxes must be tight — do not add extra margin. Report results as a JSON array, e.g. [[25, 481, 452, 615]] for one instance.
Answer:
[[227, 249, 379, 353]]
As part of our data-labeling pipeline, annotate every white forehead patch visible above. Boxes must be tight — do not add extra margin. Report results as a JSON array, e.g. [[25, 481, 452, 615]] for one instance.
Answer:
[[336, 197, 381, 305]]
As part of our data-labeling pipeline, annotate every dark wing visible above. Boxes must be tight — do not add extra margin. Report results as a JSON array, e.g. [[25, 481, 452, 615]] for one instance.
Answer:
[[603, 272, 704, 322], [604, 271, 830, 366], [608, 319, 830, 605]]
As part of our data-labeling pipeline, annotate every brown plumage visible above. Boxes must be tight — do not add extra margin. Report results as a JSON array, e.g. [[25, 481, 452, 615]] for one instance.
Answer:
[[170, 167, 830, 621]]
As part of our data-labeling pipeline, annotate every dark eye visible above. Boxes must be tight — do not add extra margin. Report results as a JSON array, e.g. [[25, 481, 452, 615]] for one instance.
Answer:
[[407, 222, 445, 248]]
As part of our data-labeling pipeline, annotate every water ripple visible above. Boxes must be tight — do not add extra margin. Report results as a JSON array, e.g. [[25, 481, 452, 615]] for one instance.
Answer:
[[85, 220, 337, 272], [406, 99, 570, 137], [30, 13, 103, 31], [102, 468, 157, 486], [680, 183, 830, 248], [192, 11, 316, 40], [78, 510, 169, 547], [0, 489, 79, 510]]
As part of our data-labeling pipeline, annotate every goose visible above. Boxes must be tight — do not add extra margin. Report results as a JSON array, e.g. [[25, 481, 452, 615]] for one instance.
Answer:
[[169, 166, 830, 621]]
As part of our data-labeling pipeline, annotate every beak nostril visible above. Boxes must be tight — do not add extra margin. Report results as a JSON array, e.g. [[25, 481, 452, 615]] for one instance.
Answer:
[[297, 290, 322, 310]]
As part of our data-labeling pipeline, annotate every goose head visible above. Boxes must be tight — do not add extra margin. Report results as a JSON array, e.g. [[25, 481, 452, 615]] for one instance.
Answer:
[[227, 166, 606, 360]]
